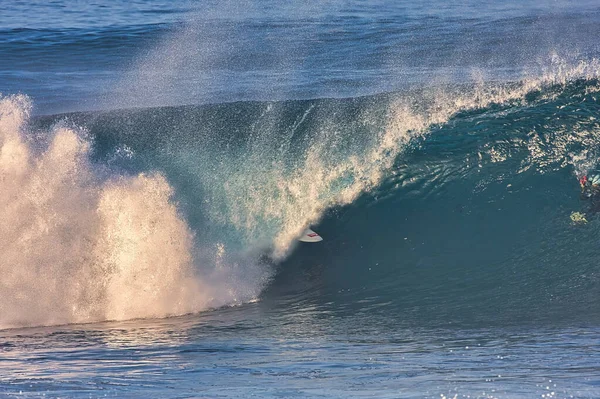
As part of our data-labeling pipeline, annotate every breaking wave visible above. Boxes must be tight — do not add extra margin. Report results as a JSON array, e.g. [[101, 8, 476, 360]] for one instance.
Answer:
[[4, 56, 600, 328]]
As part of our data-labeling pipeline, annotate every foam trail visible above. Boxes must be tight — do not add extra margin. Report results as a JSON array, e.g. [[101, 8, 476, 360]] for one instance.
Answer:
[[0, 95, 266, 329]]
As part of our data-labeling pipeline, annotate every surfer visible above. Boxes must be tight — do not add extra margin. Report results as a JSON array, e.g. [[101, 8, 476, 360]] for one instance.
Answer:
[[570, 174, 600, 224], [579, 174, 600, 215]]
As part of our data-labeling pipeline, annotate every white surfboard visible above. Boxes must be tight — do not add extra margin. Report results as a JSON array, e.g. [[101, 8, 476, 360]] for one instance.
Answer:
[[299, 228, 323, 242]]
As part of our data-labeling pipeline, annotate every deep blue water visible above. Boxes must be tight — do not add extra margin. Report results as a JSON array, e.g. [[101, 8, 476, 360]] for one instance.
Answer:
[[2, 1, 600, 398]]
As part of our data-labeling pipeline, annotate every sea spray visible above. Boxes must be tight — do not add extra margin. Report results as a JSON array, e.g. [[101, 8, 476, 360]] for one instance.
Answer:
[[202, 60, 600, 259], [11, 58, 600, 328], [0, 95, 267, 329]]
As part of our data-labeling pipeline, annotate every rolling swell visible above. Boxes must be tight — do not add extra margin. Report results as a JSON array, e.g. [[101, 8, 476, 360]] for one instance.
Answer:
[[7, 68, 600, 328]]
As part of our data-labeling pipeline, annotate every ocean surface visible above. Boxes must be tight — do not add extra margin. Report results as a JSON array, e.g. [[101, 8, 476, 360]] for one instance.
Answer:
[[2, 0, 600, 398]]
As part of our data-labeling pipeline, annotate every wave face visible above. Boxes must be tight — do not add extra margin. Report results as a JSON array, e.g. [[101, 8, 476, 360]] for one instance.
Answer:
[[268, 76, 600, 327], [13, 61, 599, 328]]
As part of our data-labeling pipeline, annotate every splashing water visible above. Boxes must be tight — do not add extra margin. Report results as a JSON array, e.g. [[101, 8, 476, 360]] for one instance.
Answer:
[[0, 95, 267, 329], [3, 55, 600, 328], [202, 57, 600, 259]]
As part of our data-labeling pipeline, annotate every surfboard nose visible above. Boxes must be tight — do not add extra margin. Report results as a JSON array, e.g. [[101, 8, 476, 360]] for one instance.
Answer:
[[299, 228, 323, 242]]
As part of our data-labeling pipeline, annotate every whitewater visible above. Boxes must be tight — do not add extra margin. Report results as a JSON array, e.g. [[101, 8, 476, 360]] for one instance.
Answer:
[[1, 0, 600, 398]]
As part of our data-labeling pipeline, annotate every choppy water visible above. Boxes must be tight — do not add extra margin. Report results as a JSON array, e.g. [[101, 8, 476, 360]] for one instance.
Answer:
[[2, 1, 600, 398], [2, 314, 599, 398]]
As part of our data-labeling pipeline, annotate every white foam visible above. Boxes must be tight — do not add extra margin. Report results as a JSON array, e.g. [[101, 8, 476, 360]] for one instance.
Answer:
[[0, 95, 267, 329]]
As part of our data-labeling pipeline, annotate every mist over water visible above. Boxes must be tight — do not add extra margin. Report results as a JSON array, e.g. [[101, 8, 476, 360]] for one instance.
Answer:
[[4, 0, 600, 114]]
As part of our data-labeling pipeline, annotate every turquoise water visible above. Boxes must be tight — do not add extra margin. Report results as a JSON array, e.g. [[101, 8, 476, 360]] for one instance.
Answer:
[[2, 1, 600, 398]]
